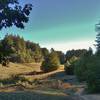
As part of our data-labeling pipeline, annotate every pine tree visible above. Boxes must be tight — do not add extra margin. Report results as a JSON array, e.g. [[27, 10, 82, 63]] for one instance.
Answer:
[[95, 33, 100, 53], [41, 50, 60, 72], [1, 34, 14, 56]]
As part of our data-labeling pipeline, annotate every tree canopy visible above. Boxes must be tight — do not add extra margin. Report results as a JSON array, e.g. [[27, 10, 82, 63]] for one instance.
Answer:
[[0, 34, 43, 63], [0, 0, 32, 29]]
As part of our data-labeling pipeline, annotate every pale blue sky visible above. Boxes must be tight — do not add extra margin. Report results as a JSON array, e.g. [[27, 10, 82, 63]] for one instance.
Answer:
[[0, 0, 100, 51]]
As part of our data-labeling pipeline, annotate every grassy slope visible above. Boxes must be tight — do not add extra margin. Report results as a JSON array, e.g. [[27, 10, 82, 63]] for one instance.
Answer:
[[0, 62, 41, 79], [0, 62, 64, 80], [0, 63, 73, 100]]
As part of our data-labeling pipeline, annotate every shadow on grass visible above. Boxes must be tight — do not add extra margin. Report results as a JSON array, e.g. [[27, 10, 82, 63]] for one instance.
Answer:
[[47, 71, 66, 79], [20, 71, 44, 76]]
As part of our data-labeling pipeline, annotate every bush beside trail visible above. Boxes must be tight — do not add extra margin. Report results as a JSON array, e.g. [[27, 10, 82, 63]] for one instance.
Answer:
[[41, 51, 60, 72]]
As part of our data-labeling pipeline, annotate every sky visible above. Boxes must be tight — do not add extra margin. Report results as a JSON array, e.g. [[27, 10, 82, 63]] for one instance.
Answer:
[[1, 0, 100, 52]]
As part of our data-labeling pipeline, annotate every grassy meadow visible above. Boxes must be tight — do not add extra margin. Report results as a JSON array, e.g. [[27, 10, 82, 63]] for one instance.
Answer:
[[0, 62, 87, 100]]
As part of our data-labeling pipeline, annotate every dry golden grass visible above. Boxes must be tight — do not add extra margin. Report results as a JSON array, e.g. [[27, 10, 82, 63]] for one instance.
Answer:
[[0, 62, 41, 79], [0, 62, 64, 81], [0, 63, 87, 99], [23, 65, 64, 81], [0, 61, 90, 100]]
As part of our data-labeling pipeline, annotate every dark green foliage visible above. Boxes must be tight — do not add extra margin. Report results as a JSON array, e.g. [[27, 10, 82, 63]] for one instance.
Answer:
[[41, 48, 49, 58], [64, 49, 87, 75], [0, 0, 32, 29], [65, 49, 87, 61], [26, 41, 43, 63], [1, 56, 10, 66], [1, 34, 15, 56], [86, 56, 100, 93], [74, 48, 93, 81], [74, 48, 100, 92], [0, 34, 43, 63], [64, 56, 78, 75], [80, 55, 100, 93], [95, 33, 100, 54], [41, 50, 60, 72], [74, 56, 90, 81], [56, 51, 65, 64]]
